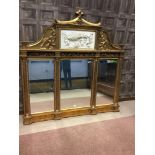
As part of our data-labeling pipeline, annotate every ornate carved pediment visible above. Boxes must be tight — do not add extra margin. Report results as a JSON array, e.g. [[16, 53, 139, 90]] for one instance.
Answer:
[[56, 10, 101, 27], [20, 10, 121, 51]]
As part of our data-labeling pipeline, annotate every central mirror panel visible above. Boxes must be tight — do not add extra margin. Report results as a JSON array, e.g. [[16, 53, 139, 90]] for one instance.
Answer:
[[28, 59, 54, 113], [60, 59, 92, 110], [96, 59, 117, 106]]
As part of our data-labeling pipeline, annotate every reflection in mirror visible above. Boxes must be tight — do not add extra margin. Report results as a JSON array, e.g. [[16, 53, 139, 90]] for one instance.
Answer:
[[60, 59, 92, 110], [28, 59, 54, 113], [96, 59, 117, 105]]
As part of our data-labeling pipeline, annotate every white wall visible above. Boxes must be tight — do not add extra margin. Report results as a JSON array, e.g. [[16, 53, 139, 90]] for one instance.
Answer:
[[28, 60, 54, 80], [28, 60, 88, 80]]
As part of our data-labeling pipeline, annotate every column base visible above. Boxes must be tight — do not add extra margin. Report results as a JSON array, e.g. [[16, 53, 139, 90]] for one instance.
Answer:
[[54, 111, 62, 120], [23, 114, 32, 125]]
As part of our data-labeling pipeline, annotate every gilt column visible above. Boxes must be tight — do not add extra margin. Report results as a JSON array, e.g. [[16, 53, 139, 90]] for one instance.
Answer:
[[113, 57, 123, 109], [20, 51, 32, 124], [54, 57, 62, 119], [90, 59, 98, 114]]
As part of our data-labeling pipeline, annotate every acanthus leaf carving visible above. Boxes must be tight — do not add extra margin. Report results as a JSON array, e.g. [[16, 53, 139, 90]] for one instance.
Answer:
[[98, 30, 121, 50], [24, 26, 56, 50]]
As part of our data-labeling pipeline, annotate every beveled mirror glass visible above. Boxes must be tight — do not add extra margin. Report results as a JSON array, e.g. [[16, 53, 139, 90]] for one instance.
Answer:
[[60, 59, 92, 110], [96, 59, 117, 106], [28, 59, 54, 113]]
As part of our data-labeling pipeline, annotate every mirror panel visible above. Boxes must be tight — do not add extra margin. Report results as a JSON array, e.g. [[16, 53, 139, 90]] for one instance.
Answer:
[[60, 59, 92, 110], [28, 59, 54, 113], [96, 59, 117, 106]]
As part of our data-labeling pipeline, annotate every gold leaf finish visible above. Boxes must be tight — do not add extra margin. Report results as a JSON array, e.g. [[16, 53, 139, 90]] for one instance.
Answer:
[[25, 27, 56, 49], [98, 30, 121, 50], [56, 10, 101, 27]]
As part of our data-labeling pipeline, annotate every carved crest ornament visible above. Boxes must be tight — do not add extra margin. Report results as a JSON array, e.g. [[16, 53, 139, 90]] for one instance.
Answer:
[[20, 10, 121, 51]]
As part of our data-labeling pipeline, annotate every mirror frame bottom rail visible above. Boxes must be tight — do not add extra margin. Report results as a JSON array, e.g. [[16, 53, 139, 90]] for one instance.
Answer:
[[23, 104, 119, 125]]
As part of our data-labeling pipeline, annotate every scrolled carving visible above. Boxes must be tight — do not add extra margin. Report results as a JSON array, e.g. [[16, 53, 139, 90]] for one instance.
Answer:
[[56, 10, 101, 27], [98, 30, 121, 50], [24, 26, 56, 50]]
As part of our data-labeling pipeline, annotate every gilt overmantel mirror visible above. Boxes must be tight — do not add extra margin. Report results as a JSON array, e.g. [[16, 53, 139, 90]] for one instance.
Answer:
[[20, 10, 124, 124]]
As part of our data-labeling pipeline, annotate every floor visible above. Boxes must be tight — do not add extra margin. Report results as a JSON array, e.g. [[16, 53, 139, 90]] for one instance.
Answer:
[[19, 100, 135, 135]]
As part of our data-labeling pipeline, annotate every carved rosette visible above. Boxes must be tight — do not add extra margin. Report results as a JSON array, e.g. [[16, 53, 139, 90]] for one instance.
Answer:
[[24, 26, 56, 50]]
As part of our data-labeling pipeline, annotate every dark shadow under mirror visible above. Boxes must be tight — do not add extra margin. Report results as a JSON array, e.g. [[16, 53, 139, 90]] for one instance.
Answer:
[[60, 59, 92, 110], [96, 59, 117, 106], [28, 59, 54, 113]]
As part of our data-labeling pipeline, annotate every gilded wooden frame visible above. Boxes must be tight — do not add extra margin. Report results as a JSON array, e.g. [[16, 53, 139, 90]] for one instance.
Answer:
[[20, 10, 123, 124]]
